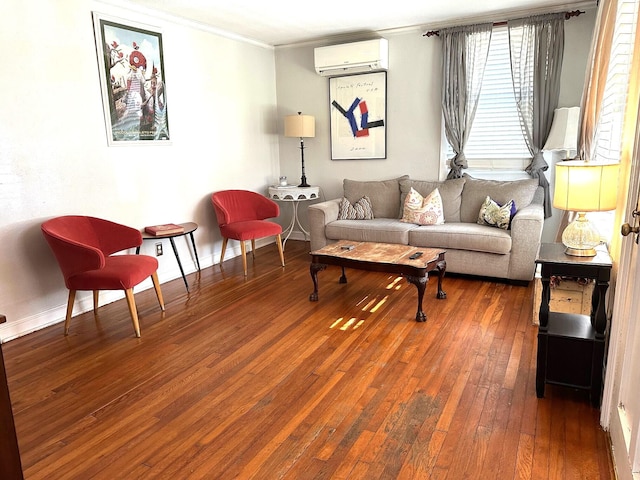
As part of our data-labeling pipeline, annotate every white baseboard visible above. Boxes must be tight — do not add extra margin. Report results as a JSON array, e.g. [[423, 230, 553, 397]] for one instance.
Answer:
[[0, 238, 283, 342], [0, 290, 126, 342]]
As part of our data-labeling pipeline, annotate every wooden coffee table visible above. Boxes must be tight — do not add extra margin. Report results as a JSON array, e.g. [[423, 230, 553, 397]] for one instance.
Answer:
[[309, 240, 446, 322]]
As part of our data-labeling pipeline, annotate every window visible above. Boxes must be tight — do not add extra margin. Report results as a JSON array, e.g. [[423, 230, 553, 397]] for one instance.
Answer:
[[446, 26, 531, 175], [589, 0, 638, 244], [592, 0, 638, 163]]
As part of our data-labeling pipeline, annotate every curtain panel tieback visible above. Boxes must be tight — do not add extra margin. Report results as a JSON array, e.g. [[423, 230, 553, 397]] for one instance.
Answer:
[[526, 151, 552, 218], [447, 152, 468, 179]]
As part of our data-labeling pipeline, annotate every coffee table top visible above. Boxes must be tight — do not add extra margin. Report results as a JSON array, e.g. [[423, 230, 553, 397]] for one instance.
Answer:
[[311, 240, 444, 268]]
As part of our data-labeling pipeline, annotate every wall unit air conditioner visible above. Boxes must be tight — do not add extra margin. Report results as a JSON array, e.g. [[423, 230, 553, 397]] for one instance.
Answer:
[[314, 38, 388, 77]]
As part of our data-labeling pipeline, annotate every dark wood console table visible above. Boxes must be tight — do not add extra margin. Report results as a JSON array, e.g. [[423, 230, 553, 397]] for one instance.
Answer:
[[535, 243, 612, 407], [1, 314, 24, 479]]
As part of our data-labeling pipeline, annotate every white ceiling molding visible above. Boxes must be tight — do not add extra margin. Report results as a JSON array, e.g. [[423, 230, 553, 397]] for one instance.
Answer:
[[94, 0, 274, 49], [97, 0, 597, 48]]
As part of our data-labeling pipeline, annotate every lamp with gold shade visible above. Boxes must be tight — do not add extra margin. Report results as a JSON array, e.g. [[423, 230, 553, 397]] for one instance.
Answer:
[[553, 160, 619, 256], [284, 112, 315, 187]]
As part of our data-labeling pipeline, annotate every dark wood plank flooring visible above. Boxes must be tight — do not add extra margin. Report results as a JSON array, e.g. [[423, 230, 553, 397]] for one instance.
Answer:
[[3, 240, 615, 479]]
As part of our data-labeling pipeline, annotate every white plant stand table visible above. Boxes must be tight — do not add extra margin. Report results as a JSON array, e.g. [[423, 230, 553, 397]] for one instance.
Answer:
[[268, 185, 320, 248]]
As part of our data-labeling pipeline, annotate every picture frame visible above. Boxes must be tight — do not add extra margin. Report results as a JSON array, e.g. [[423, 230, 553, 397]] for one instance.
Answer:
[[92, 12, 170, 146], [329, 71, 387, 160]]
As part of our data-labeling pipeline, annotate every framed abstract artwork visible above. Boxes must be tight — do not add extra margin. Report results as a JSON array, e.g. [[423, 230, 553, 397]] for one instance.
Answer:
[[92, 12, 170, 145], [329, 71, 386, 160]]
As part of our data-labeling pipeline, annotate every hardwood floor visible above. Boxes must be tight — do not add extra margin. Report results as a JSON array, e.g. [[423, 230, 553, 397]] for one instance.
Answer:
[[4, 240, 614, 479]]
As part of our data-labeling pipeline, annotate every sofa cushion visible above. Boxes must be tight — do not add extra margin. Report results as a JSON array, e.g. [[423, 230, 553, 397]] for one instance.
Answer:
[[401, 187, 445, 225], [459, 175, 539, 223], [477, 196, 515, 230], [338, 196, 374, 220], [326, 218, 415, 245], [409, 222, 512, 255], [400, 178, 465, 223], [343, 175, 409, 219]]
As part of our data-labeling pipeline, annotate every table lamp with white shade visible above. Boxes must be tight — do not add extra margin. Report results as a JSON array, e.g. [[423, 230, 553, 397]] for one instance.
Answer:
[[543, 106, 580, 158], [284, 112, 315, 187]]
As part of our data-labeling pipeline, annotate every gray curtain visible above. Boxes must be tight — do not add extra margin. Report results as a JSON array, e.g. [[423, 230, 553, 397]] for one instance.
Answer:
[[441, 24, 493, 179], [508, 13, 565, 218]]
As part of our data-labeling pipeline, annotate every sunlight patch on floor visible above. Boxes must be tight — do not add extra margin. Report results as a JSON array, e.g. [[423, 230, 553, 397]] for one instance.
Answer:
[[327, 276, 402, 330], [330, 317, 365, 330], [386, 276, 404, 290], [361, 297, 377, 311], [369, 296, 388, 313]]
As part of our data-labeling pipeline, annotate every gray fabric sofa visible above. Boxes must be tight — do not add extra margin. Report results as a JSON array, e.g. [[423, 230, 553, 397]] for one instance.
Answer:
[[308, 174, 545, 282]]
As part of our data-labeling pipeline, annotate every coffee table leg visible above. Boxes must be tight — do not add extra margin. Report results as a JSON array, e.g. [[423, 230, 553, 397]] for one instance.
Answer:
[[309, 263, 327, 301], [436, 260, 447, 299], [405, 275, 427, 322], [339, 266, 347, 284]]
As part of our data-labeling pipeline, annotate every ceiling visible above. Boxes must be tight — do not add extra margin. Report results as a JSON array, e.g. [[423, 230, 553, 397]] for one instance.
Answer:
[[120, 0, 593, 46]]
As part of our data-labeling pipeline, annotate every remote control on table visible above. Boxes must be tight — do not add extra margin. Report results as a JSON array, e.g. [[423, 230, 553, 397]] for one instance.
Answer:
[[341, 245, 354, 251], [409, 251, 423, 259]]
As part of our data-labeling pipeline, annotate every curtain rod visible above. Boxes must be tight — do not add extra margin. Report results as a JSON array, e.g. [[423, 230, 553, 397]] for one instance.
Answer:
[[423, 9, 584, 37]]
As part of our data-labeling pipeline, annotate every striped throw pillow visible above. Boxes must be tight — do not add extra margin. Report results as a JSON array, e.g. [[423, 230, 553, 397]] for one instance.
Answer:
[[338, 196, 374, 220]]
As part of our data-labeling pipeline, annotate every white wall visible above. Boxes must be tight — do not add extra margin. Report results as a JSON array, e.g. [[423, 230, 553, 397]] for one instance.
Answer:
[[274, 9, 597, 242], [0, 3, 597, 341], [0, 1, 280, 340], [275, 30, 443, 202]]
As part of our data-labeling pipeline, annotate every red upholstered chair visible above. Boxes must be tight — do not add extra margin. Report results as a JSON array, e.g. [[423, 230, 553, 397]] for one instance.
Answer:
[[211, 190, 285, 276], [41, 215, 165, 338]]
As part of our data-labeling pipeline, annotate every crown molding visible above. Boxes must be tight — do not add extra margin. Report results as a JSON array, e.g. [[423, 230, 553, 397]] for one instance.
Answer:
[[94, 0, 274, 50]]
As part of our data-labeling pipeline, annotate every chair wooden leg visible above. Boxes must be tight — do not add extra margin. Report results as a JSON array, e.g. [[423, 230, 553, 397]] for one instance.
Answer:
[[251, 239, 256, 258], [64, 290, 76, 335], [220, 237, 229, 264], [241, 241, 248, 276], [124, 288, 141, 338], [93, 291, 99, 313], [151, 272, 165, 311], [276, 234, 285, 267]]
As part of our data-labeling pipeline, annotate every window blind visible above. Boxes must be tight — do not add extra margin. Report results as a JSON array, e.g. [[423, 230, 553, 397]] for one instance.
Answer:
[[589, 0, 638, 245], [592, 0, 639, 163], [446, 26, 531, 172]]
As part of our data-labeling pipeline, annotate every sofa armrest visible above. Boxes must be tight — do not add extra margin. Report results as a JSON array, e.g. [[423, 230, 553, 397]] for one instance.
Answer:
[[508, 202, 545, 281], [308, 198, 341, 251]]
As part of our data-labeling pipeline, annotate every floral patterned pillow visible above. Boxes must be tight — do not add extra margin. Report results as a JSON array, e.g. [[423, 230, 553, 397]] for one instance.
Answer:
[[477, 196, 516, 230], [338, 196, 374, 220], [401, 187, 445, 225]]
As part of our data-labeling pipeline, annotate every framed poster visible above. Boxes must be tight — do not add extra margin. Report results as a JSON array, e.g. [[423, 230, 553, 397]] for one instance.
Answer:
[[92, 12, 170, 145], [329, 71, 386, 160]]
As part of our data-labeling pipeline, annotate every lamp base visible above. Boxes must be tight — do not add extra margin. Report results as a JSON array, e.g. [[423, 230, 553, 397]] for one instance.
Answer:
[[561, 212, 600, 257], [564, 246, 597, 257], [298, 140, 310, 187]]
